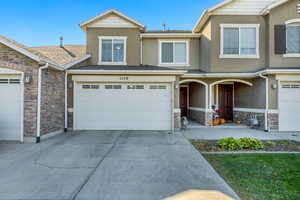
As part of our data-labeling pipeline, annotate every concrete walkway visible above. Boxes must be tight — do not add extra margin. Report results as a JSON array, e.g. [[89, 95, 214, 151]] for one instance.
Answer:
[[182, 127, 300, 142], [0, 131, 239, 200]]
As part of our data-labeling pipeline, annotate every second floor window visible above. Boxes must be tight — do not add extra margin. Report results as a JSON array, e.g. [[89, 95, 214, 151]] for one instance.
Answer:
[[159, 41, 189, 65], [220, 24, 259, 58], [98, 36, 127, 64], [287, 24, 300, 54]]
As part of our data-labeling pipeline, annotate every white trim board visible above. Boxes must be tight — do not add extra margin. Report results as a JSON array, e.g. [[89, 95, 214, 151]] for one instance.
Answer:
[[233, 108, 278, 114], [220, 24, 260, 59], [188, 107, 208, 112], [158, 40, 190, 67], [98, 36, 127, 65]]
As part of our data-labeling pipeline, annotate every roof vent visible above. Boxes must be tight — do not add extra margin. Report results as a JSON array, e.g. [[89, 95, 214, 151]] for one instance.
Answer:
[[163, 24, 167, 31], [60, 36, 64, 48]]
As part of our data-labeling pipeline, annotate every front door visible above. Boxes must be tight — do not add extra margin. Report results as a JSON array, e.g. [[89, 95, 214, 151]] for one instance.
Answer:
[[218, 84, 233, 121], [180, 87, 188, 117]]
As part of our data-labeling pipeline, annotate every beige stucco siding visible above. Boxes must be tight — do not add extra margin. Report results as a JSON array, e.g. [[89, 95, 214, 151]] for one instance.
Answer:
[[142, 38, 200, 70], [209, 15, 267, 72], [189, 83, 206, 108], [234, 78, 266, 109], [268, 0, 300, 68], [199, 20, 212, 72], [268, 75, 277, 109], [86, 28, 141, 66]]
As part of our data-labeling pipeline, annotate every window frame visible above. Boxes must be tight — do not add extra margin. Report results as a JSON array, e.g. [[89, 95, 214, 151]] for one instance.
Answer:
[[220, 24, 260, 59], [284, 19, 300, 58], [158, 40, 190, 66], [98, 36, 127, 65]]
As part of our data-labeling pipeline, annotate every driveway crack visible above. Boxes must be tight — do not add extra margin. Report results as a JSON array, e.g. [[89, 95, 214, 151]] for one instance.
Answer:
[[70, 131, 123, 200]]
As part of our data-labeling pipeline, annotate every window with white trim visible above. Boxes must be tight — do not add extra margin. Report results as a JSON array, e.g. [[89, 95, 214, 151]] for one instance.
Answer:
[[220, 24, 260, 58], [159, 40, 189, 66], [286, 23, 300, 54], [98, 36, 127, 64]]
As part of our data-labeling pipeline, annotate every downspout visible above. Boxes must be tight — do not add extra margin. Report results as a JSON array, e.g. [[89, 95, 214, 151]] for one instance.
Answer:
[[140, 36, 143, 65], [259, 73, 269, 132], [36, 63, 49, 143], [64, 71, 68, 132]]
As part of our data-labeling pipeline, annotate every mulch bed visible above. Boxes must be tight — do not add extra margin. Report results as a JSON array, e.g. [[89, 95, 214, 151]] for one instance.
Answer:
[[191, 140, 300, 152]]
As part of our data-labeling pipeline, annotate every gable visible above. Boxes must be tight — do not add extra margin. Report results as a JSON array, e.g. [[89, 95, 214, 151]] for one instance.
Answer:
[[88, 13, 139, 28], [80, 9, 145, 31], [213, 0, 277, 15]]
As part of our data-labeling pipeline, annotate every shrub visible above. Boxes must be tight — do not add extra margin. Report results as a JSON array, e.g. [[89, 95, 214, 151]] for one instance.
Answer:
[[218, 137, 243, 151], [218, 137, 264, 151], [240, 138, 264, 150], [265, 141, 276, 148]]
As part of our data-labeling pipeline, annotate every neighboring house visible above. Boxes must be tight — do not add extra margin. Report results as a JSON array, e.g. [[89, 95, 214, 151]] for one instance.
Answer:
[[0, 35, 88, 142], [1, 0, 300, 142]]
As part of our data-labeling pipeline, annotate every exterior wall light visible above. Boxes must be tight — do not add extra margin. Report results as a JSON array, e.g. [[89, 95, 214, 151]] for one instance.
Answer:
[[24, 73, 32, 84], [271, 83, 277, 89]]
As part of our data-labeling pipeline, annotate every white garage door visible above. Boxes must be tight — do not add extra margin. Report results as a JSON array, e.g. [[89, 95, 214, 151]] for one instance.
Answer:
[[74, 83, 172, 130], [0, 78, 22, 140], [279, 82, 300, 131]]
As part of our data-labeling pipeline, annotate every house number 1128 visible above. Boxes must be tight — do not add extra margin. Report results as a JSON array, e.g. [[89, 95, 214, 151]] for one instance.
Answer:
[[120, 77, 129, 80]]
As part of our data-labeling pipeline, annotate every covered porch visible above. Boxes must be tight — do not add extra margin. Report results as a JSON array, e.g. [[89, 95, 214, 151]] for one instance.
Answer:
[[178, 77, 266, 129]]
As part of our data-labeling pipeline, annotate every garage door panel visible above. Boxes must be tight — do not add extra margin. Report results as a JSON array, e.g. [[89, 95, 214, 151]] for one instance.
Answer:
[[0, 81, 21, 140], [75, 83, 172, 130], [279, 83, 300, 131]]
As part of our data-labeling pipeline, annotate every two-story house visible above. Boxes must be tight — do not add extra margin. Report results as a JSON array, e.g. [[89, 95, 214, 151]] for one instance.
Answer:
[[67, 0, 300, 133], [0, 0, 299, 142]]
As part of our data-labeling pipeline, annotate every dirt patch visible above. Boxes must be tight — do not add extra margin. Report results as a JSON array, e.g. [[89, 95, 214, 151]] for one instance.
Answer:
[[191, 140, 300, 152]]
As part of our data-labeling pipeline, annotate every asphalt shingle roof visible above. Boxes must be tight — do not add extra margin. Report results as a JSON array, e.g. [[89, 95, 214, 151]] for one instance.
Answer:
[[30, 45, 86, 65]]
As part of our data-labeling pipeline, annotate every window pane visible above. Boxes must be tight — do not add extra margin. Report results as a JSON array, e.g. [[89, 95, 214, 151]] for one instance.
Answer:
[[174, 43, 187, 63], [113, 39, 124, 62], [161, 43, 173, 63], [287, 26, 300, 53], [223, 28, 239, 54], [240, 28, 256, 55], [101, 40, 112, 62]]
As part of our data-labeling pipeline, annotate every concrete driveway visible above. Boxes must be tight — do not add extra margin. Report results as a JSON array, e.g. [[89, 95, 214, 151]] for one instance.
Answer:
[[0, 131, 238, 200]]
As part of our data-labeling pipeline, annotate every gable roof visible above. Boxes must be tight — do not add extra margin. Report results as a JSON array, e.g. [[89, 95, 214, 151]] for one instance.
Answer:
[[193, 0, 279, 33], [0, 34, 64, 70], [79, 9, 146, 31]]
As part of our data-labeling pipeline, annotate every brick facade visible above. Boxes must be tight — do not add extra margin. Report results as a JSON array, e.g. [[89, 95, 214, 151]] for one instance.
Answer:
[[0, 43, 66, 138], [0, 43, 39, 137], [40, 69, 65, 135]]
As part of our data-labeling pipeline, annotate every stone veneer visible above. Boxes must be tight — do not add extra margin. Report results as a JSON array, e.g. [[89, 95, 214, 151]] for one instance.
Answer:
[[40, 69, 65, 135], [0, 43, 39, 137], [268, 113, 279, 131], [233, 111, 265, 130], [174, 110, 181, 130], [188, 109, 206, 125]]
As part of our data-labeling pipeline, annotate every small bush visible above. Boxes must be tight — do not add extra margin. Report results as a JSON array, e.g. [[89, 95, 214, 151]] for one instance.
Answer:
[[240, 138, 264, 150], [218, 137, 243, 151], [265, 141, 276, 148], [218, 137, 263, 151]]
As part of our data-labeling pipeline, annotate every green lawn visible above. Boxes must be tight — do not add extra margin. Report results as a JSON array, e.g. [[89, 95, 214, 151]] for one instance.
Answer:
[[203, 154, 300, 200]]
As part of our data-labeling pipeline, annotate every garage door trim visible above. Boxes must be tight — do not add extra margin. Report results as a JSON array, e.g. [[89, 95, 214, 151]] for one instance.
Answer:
[[0, 67, 24, 142], [72, 76, 175, 131]]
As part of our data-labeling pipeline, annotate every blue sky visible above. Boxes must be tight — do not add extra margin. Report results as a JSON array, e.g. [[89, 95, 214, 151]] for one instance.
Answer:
[[0, 0, 221, 47]]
